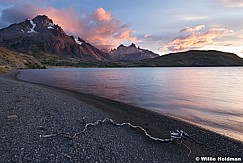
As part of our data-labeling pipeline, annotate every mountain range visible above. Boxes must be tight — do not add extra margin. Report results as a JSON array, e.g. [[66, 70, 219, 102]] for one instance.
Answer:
[[0, 15, 243, 69], [110, 43, 159, 61], [0, 15, 158, 63]]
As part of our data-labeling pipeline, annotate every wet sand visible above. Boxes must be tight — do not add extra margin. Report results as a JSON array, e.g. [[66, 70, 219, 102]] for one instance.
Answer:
[[0, 70, 242, 162]]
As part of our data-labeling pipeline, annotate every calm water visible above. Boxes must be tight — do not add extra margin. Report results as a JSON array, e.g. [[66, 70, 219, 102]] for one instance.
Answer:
[[17, 67, 243, 142]]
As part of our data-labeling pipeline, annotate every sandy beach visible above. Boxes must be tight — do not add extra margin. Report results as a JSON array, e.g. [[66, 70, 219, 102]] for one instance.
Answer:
[[0, 70, 242, 162]]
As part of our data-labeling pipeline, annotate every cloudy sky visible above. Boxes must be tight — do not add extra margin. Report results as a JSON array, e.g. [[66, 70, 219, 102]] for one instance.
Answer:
[[0, 0, 243, 57]]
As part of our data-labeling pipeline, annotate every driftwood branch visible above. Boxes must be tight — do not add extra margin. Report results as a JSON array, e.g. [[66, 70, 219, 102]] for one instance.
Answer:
[[40, 117, 192, 156]]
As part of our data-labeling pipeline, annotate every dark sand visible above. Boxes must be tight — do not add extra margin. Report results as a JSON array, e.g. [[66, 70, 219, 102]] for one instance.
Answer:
[[0, 70, 242, 162]]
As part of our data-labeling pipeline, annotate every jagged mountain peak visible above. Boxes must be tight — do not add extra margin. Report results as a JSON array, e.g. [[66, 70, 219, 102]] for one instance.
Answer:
[[27, 15, 63, 33], [32, 15, 55, 29], [110, 44, 159, 61], [117, 43, 137, 49], [1, 14, 62, 35], [33, 15, 52, 22], [129, 43, 136, 48], [117, 44, 125, 49]]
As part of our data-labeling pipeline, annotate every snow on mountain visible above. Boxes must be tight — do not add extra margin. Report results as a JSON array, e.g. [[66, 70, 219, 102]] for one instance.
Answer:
[[47, 22, 55, 29], [27, 20, 36, 33], [47, 26, 54, 29], [75, 38, 83, 45]]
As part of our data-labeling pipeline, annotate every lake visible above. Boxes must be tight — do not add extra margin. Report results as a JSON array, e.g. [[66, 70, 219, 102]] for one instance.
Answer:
[[17, 67, 243, 142]]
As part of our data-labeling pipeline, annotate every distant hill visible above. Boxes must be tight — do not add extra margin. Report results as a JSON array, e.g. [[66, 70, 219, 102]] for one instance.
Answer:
[[109, 43, 159, 61], [0, 47, 44, 72], [136, 50, 243, 67], [0, 15, 110, 62]]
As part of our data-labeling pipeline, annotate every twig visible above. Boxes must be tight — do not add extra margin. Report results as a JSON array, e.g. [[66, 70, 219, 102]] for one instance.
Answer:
[[40, 134, 57, 138]]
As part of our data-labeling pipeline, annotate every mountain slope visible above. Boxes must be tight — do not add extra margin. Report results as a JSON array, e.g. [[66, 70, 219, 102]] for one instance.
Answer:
[[137, 50, 243, 67], [0, 47, 44, 71], [110, 43, 159, 61], [0, 15, 110, 62]]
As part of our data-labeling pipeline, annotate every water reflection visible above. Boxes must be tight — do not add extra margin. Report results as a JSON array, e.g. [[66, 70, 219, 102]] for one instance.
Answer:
[[18, 67, 243, 142]]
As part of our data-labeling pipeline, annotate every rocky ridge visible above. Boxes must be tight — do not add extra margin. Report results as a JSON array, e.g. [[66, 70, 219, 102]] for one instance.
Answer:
[[110, 43, 159, 61]]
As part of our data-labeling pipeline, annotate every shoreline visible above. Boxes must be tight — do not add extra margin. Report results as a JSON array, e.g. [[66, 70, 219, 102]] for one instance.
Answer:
[[0, 70, 242, 162]]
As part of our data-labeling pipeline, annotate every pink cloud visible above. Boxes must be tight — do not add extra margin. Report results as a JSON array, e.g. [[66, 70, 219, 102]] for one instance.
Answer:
[[163, 25, 232, 52], [180, 25, 205, 33], [144, 34, 151, 38], [91, 8, 112, 22]]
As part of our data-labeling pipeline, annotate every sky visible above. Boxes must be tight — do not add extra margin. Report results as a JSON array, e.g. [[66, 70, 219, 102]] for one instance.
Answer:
[[0, 0, 243, 57]]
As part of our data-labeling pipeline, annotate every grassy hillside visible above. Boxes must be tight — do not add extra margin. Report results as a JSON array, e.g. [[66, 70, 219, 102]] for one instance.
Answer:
[[0, 47, 45, 72], [137, 50, 243, 67]]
